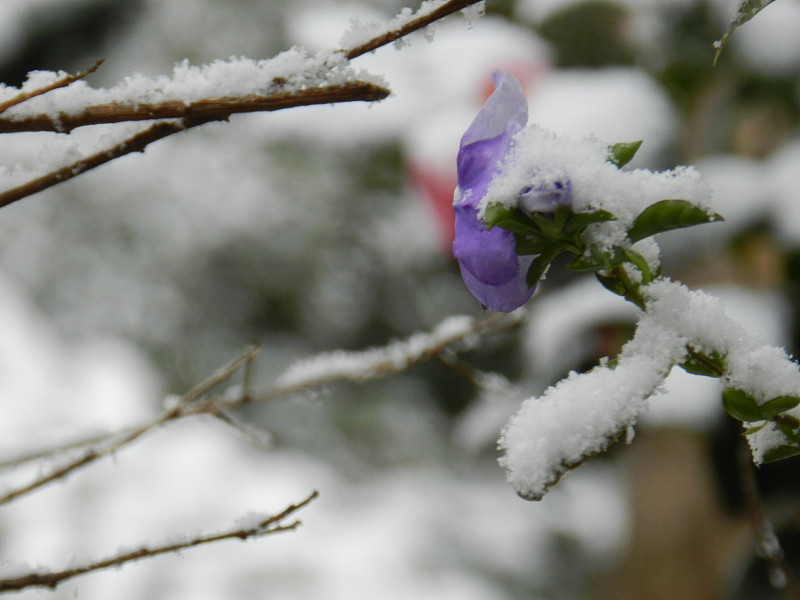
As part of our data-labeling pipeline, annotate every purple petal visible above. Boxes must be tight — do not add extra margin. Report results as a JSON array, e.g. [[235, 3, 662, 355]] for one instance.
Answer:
[[452, 72, 535, 313], [459, 72, 528, 150], [453, 206, 519, 285], [456, 72, 528, 207], [453, 207, 535, 311]]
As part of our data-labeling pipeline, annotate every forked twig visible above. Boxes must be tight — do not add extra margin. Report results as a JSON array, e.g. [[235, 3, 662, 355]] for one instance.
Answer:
[[0, 490, 318, 592], [0, 59, 103, 115]]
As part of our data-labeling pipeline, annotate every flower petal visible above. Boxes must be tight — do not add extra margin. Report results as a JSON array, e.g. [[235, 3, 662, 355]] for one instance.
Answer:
[[453, 206, 519, 285], [456, 72, 528, 206], [458, 251, 535, 313], [453, 72, 535, 313]]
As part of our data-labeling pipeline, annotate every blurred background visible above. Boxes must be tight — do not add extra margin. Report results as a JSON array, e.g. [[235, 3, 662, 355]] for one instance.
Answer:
[[1, 0, 800, 598]]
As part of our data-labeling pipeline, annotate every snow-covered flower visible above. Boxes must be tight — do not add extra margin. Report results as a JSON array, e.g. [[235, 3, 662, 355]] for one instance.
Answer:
[[452, 72, 571, 312]]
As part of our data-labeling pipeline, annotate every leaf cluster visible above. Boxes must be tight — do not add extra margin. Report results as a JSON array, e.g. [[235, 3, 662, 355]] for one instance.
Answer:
[[482, 140, 723, 296], [722, 388, 800, 462]]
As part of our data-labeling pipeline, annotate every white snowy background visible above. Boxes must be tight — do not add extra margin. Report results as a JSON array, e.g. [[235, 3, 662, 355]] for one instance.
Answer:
[[0, 0, 798, 598]]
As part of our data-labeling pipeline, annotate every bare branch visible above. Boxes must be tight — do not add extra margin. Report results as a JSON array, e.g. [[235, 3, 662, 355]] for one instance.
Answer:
[[0, 490, 318, 593], [0, 59, 103, 115], [0, 345, 261, 504]]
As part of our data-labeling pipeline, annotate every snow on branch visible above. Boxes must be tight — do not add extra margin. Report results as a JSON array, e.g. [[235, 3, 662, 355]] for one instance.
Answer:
[[0, 490, 318, 593], [274, 311, 517, 388], [499, 278, 800, 501], [0, 59, 104, 115], [0, 0, 486, 208], [0, 53, 389, 134], [0, 312, 522, 504]]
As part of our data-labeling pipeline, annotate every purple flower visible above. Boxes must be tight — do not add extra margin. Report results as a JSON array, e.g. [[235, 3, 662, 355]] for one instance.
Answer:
[[452, 72, 571, 312]]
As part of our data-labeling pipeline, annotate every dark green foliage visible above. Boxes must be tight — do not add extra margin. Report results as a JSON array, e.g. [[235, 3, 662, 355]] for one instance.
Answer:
[[627, 199, 724, 243]]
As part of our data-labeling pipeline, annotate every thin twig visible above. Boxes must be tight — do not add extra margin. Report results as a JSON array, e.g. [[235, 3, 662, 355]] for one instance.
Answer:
[[0, 490, 318, 593], [737, 440, 800, 598], [0, 59, 103, 115], [344, 0, 485, 59], [435, 349, 513, 392], [0, 345, 261, 505], [0, 120, 188, 210]]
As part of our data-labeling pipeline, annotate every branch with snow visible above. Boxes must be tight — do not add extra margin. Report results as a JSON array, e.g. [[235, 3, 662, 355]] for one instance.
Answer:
[[0, 311, 522, 504], [452, 72, 800, 501], [500, 277, 800, 500], [0, 0, 486, 208], [0, 490, 318, 593]]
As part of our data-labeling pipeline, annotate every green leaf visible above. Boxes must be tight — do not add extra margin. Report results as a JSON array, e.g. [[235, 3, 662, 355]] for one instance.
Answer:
[[596, 272, 627, 296], [680, 362, 720, 377], [562, 209, 617, 235], [622, 248, 652, 284], [493, 219, 541, 235], [608, 140, 643, 168], [554, 204, 571, 230], [760, 396, 800, 420], [763, 444, 800, 464], [526, 246, 565, 287], [775, 420, 800, 444], [568, 254, 600, 270], [483, 204, 544, 236], [483, 204, 518, 229], [529, 213, 564, 239], [743, 422, 767, 435], [722, 388, 763, 422], [515, 236, 555, 255], [569, 246, 613, 271], [678, 350, 725, 378], [714, 0, 776, 65], [627, 199, 724, 244]]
